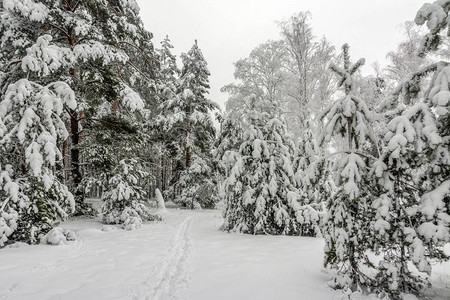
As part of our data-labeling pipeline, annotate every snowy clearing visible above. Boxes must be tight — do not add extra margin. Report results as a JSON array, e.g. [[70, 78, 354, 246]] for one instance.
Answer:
[[0, 209, 449, 300]]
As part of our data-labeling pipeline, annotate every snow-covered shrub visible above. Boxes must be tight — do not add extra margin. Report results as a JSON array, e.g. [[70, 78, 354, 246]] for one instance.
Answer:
[[12, 179, 74, 244]]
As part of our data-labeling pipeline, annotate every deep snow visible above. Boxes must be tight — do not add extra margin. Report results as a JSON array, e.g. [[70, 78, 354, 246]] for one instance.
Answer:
[[0, 209, 449, 300]]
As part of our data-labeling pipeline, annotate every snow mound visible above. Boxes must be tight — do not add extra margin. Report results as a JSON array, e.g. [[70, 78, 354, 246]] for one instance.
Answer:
[[101, 225, 119, 232], [156, 188, 167, 212], [41, 227, 77, 245]]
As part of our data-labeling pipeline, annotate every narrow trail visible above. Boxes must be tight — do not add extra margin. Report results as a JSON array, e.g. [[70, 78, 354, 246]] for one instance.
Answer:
[[132, 215, 194, 300]]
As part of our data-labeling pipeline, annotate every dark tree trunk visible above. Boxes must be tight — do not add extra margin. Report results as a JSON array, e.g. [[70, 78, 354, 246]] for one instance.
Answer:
[[70, 109, 83, 204], [185, 145, 190, 168]]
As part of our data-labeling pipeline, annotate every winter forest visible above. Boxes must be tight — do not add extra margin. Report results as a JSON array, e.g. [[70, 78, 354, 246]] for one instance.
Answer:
[[0, 0, 449, 299]]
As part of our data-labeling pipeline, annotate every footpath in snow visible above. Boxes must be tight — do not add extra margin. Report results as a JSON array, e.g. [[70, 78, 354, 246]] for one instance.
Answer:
[[0, 209, 449, 300]]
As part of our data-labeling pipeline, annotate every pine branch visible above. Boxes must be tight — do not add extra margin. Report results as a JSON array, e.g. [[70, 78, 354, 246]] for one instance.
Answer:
[[74, 37, 88, 46], [126, 61, 152, 82], [72, 0, 82, 12], [48, 23, 71, 40], [7, 60, 22, 68], [64, 106, 79, 121], [377, 61, 447, 111], [117, 40, 155, 77], [62, 0, 70, 9], [350, 58, 365, 75]]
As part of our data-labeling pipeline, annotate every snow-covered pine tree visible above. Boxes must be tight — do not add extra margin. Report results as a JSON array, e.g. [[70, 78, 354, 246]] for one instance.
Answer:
[[158, 40, 219, 208], [1, 0, 161, 231], [83, 1, 163, 227], [222, 99, 301, 235], [153, 35, 180, 193], [318, 44, 377, 292], [371, 1, 450, 297], [1, 0, 157, 216], [77, 0, 159, 220]]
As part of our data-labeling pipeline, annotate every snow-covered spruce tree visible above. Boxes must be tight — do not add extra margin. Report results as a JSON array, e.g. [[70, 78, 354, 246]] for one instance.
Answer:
[[215, 114, 245, 178], [214, 114, 245, 209], [370, 1, 450, 297], [158, 40, 219, 208], [318, 44, 378, 291], [222, 100, 301, 235], [414, 0, 450, 221], [293, 120, 331, 237], [0, 78, 75, 246], [371, 105, 442, 297]]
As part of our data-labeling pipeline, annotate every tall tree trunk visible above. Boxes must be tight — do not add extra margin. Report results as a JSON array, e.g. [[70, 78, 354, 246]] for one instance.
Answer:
[[161, 155, 165, 191], [70, 109, 83, 204], [67, 1, 86, 211], [185, 145, 190, 168]]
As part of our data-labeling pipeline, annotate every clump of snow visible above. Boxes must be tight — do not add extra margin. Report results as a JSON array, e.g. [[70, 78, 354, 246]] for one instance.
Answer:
[[41, 227, 77, 245], [120, 85, 144, 112], [3, 0, 49, 22], [101, 225, 119, 232], [415, 2, 447, 32]]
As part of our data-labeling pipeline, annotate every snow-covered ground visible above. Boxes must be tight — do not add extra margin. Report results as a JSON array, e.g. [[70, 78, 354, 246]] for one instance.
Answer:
[[0, 209, 449, 300]]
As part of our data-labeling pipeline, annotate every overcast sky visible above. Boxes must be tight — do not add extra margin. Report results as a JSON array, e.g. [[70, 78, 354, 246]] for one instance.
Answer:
[[135, 0, 426, 109]]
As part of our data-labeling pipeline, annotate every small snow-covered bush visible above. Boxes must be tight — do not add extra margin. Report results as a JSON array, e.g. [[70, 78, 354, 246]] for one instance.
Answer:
[[101, 159, 162, 229], [41, 227, 77, 245]]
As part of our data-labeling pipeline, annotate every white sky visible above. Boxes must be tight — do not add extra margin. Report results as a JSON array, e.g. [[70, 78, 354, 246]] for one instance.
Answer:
[[136, 0, 427, 110]]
